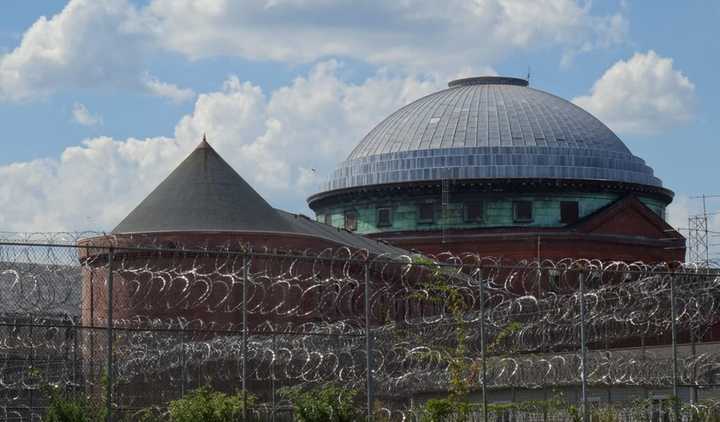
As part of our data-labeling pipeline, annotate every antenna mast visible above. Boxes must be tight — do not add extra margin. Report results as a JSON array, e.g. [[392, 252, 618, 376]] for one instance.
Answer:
[[526, 66, 531, 85]]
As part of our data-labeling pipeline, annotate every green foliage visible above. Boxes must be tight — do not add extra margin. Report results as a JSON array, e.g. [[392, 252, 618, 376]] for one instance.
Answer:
[[590, 406, 620, 422], [421, 398, 474, 422], [167, 387, 255, 422], [411, 257, 475, 421], [45, 397, 92, 422], [280, 384, 361, 422], [421, 398, 455, 422], [133, 407, 164, 422], [43, 386, 94, 422], [487, 321, 522, 355], [684, 402, 720, 422]]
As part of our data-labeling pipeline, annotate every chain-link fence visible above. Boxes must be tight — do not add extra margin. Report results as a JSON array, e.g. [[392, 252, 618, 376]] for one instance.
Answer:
[[1, 236, 720, 421]]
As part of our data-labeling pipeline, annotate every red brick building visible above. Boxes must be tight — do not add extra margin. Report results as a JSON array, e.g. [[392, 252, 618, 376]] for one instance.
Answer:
[[79, 138, 405, 329]]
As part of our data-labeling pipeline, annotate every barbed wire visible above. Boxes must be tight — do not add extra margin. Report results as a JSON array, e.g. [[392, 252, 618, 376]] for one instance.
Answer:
[[0, 235, 719, 420]]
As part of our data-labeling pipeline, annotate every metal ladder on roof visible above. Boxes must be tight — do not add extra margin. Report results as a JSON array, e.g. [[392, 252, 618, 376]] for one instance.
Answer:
[[441, 170, 450, 244]]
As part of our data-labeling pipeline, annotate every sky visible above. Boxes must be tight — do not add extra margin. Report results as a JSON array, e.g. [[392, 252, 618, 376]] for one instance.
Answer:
[[0, 0, 718, 258]]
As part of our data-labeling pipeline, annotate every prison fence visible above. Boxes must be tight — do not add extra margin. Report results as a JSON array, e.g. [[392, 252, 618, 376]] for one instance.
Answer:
[[0, 233, 719, 421]]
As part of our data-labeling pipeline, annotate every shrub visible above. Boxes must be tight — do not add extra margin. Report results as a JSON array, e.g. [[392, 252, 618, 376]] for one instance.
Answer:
[[281, 384, 361, 422], [43, 385, 96, 422], [421, 398, 457, 422], [167, 387, 255, 422]]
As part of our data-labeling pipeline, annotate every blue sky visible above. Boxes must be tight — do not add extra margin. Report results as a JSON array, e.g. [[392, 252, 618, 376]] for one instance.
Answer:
[[0, 0, 718, 256]]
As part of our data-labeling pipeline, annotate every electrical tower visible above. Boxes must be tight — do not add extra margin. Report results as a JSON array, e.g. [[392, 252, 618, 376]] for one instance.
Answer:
[[688, 194, 720, 267], [687, 214, 708, 265]]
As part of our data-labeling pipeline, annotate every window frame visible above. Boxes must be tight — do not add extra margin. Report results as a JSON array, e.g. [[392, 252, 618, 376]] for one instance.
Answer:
[[344, 210, 358, 231], [376, 207, 393, 228], [417, 202, 435, 224], [464, 201, 484, 223], [323, 213, 332, 226], [560, 200, 580, 224], [513, 200, 533, 223]]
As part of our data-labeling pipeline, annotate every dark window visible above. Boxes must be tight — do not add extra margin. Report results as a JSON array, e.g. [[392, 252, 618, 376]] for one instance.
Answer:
[[344, 211, 357, 231], [464, 202, 483, 223], [324, 214, 332, 226], [513, 201, 533, 222], [560, 201, 579, 224], [418, 203, 435, 223], [377, 207, 392, 227]]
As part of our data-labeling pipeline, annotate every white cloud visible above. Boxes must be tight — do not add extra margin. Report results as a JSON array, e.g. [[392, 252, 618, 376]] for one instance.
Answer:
[[0, 0, 626, 102], [0, 0, 628, 102], [0, 63, 439, 232], [0, 0, 146, 101], [0, 0, 190, 102], [71, 102, 102, 126], [144, 0, 627, 71], [573, 51, 695, 135], [142, 73, 195, 103]]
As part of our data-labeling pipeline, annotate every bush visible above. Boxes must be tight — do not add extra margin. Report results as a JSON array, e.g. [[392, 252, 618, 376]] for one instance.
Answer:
[[45, 397, 92, 422], [167, 387, 255, 422], [281, 384, 361, 422], [42, 385, 97, 422], [421, 398, 456, 422]]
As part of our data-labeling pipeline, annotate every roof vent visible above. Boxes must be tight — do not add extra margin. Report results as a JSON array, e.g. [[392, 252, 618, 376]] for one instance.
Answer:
[[448, 76, 528, 88]]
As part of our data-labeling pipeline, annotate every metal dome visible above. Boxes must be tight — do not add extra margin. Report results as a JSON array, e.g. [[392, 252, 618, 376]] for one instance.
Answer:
[[321, 76, 661, 192]]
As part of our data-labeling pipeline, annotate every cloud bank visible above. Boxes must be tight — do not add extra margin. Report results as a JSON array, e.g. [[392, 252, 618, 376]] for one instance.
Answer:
[[0, 62, 439, 231], [573, 50, 695, 135], [0, 0, 627, 102]]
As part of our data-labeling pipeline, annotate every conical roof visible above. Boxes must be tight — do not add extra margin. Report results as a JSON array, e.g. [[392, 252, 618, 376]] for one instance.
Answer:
[[113, 139, 297, 234]]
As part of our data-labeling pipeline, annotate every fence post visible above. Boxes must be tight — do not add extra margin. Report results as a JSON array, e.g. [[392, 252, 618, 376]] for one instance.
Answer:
[[90, 269, 95, 398], [180, 328, 186, 397], [272, 332, 277, 422], [670, 274, 680, 422], [691, 329, 697, 403], [73, 323, 79, 398], [578, 270, 588, 422], [365, 262, 374, 421], [242, 253, 249, 421], [106, 247, 114, 422], [29, 325, 34, 415], [478, 267, 488, 422]]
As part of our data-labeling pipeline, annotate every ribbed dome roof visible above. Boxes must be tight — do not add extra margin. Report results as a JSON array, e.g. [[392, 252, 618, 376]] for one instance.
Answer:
[[319, 76, 661, 193]]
